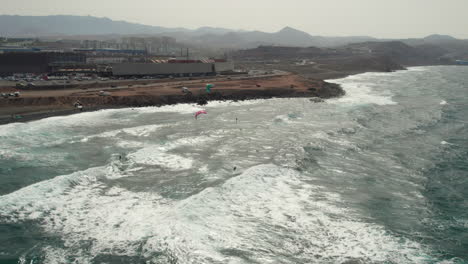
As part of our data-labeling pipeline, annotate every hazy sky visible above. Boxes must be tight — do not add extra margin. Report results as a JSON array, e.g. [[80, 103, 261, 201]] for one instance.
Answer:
[[2, 0, 468, 38]]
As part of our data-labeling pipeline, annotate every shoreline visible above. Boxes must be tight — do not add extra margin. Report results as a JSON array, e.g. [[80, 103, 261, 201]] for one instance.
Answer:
[[0, 73, 344, 125], [0, 64, 429, 125], [0, 89, 341, 125], [0, 92, 323, 125]]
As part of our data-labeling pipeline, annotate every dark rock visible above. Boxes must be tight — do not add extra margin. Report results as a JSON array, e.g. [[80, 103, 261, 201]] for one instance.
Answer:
[[309, 97, 325, 103]]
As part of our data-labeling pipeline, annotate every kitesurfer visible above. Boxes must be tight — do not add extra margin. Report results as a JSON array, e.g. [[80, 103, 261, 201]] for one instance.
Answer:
[[195, 110, 207, 119]]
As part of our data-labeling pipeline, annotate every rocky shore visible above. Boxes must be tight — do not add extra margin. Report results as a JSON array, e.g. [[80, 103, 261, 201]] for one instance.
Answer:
[[0, 74, 345, 124]]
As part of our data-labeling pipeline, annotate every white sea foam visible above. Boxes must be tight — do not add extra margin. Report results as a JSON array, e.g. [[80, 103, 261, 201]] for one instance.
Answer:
[[440, 141, 454, 146], [440, 100, 448, 105], [0, 167, 100, 216], [128, 146, 193, 170], [115, 140, 145, 149], [77, 123, 168, 143], [26, 108, 132, 128], [274, 114, 291, 123], [125, 135, 214, 170], [164, 135, 214, 149], [331, 81, 397, 106], [128, 99, 269, 117], [0, 105, 191, 146], [326, 72, 398, 106], [120, 124, 168, 136], [135, 104, 203, 114], [205, 99, 266, 108], [407, 66, 430, 72], [0, 164, 433, 263], [0, 108, 138, 152]]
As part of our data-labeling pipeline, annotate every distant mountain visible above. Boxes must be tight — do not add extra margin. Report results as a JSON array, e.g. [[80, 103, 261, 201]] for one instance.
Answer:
[[177, 26, 378, 49], [194, 26, 239, 35], [399, 34, 468, 58], [0, 15, 377, 48], [0, 15, 245, 37], [234, 40, 455, 69], [401, 34, 459, 46], [212, 26, 318, 47], [343, 41, 448, 65], [423, 34, 458, 43], [269, 26, 317, 46], [1, 15, 467, 55], [0, 15, 187, 36]]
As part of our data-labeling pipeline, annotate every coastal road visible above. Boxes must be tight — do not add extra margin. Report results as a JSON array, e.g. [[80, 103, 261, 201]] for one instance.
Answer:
[[0, 70, 289, 98]]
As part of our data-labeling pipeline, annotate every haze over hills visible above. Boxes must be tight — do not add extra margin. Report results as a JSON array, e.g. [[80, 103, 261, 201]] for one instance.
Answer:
[[0, 15, 239, 37], [0, 14, 382, 48], [1, 14, 468, 56]]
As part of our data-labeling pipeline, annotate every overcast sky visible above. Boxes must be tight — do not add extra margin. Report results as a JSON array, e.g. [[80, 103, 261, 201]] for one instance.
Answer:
[[2, 0, 467, 38]]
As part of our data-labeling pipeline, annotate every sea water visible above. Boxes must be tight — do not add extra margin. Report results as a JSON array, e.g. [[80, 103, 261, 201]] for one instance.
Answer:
[[0, 66, 467, 263]]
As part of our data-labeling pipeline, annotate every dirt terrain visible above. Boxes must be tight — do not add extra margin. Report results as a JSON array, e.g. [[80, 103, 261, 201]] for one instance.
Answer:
[[0, 73, 343, 124]]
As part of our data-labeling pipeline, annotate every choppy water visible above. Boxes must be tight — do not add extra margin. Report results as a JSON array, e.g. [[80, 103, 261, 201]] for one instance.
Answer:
[[0, 66, 467, 264]]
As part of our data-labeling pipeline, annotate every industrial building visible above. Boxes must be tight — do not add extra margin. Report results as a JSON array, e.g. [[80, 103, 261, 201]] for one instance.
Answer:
[[0, 52, 86, 75], [0, 53, 49, 74], [112, 63, 214, 77], [74, 48, 147, 55], [112, 61, 234, 77], [86, 57, 127, 64], [0, 44, 235, 77], [214, 61, 235, 72], [80, 36, 177, 55], [0, 46, 41, 53]]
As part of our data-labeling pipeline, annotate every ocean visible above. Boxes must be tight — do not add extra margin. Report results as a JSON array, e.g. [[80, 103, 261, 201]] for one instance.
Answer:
[[0, 66, 467, 263]]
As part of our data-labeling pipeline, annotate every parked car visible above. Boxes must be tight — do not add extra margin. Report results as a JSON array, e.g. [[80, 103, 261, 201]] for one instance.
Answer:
[[99, 91, 111, 96]]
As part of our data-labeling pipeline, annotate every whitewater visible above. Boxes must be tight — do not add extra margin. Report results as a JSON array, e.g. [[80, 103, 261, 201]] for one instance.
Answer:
[[0, 66, 467, 263]]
